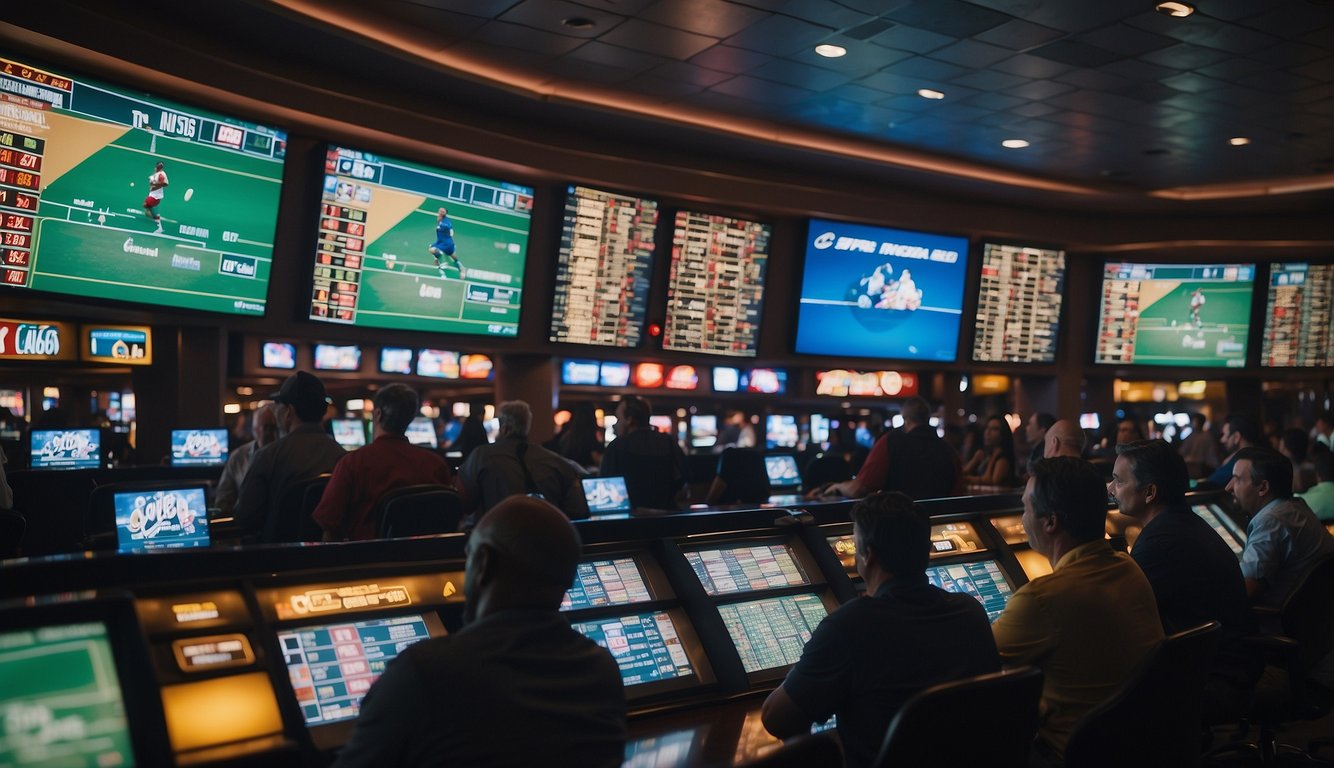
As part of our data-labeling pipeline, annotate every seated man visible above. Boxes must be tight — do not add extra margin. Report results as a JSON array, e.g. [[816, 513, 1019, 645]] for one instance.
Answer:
[[1111, 440, 1259, 719], [992, 457, 1163, 763], [1043, 419, 1086, 460], [811, 396, 958, 501], [314, 384, 454, 541], [762, 492, 1000, 768], [1228, 446, 1334, 609], [600, 396, 687, 511], [332, 496, 626, 767], [214, 404, 277, 518], [1297, 451, 1334, 522], [457, 400, 589, 520]]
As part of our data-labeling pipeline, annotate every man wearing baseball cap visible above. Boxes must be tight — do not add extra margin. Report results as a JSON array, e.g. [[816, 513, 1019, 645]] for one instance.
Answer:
[[235, 371, 346, 542]]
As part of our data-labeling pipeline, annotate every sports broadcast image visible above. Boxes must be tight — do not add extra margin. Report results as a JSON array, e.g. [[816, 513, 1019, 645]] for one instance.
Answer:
[[308, 145, 534, 336], [0, 53, 287, 315]]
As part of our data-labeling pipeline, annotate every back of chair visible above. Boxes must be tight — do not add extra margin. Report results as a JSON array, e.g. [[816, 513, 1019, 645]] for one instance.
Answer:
[[267, 474, 331, 543], [741, 732, 841, 768], [1063, 621, 1221, 768], [377, 484, 463, 538], [874, 666, 1043, 768], [1280, 552, 1334, 673]]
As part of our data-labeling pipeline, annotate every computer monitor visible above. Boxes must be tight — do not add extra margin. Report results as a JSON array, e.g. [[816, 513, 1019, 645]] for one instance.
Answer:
[[561, 557, 652, 611], [717, 593, 828, 673], [689, 415, 717, 449], [29, 428, 101, 470], [331, 419, 368, 450], [169, 429, 228, 467], [1192, 504, 1246, 557], [570, 611, 695, 686], [764, 455, 801, 489], [765, 415, 798, 450], [262, 342, 296, 369], [114, 486, 210, 553], [404, 417, 437, 448], [582, 476, 632, 518], [926, 560, 1015, 622], [685, 544, 810, 595]]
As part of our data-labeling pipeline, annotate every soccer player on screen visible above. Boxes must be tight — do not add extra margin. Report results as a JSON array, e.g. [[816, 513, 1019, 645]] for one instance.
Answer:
[[429, 207, 464, 276], [1189, 287, 1205, 328], [143, 161, 168, 234]]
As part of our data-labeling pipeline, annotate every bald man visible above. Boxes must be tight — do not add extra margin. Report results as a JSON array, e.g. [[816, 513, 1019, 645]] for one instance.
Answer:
[[1044, 420, 1086, 460], [334, 497, 626, 767]]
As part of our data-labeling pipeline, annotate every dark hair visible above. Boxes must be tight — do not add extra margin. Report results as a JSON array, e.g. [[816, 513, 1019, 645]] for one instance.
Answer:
[[1235, 447, 1294, 499], [373, 383, 418, 435], [1313, 451, 1334, 482], [986, 414, 1018, 482], [1115, 439, 1188, 506], [1029, 457, 1109, 543], [1034, 412, 1057, 432], [851, 491, 930, 577], [1190, 412, 1206, 429], [619, 396, 651, 427], [1225, 413, 1261, 447]]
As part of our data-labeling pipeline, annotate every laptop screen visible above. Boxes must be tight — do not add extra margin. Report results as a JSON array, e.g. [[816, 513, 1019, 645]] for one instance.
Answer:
[[583, 476, 632, 516]]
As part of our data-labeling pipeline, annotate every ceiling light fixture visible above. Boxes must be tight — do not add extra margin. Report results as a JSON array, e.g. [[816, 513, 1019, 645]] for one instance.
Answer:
[[917, 88, 945, 100], [1154, 1, 1195, 17], [1002, 139, 1030, 149], [1229, 137, 1251, 146], [814, 44, 847, 58], [561, 17, 596, 30]]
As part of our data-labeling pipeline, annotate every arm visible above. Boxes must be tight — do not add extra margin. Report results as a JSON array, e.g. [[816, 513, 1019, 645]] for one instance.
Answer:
[[1239, 513, 1284, 604], [815, 434, 889, 499], [330, 653, 424, 767], [991, 586, 1050, 667], [763, 614, 848, 739], [980, 456, 1013, 485], [761, 686, 811, 739]]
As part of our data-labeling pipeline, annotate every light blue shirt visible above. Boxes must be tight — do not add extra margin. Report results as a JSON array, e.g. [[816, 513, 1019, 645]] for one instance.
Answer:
[[1297, 481, 1334, 522], [1241, 496, 1334, 609]]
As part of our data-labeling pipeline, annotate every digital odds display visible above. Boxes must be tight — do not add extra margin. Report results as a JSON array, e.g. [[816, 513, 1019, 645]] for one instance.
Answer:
[[170, 428, 228, 467], [308, 145, 533, 336], [29, 428, 100, 470], [794, 219, 966, 361], [663, 211, 770, 357], [114, 487, 210, 553], [718, 594, 827, 673], [1261, 263, 1334, 368], [551, 185, 659, 348], [1094, 262, 1254, 367], [0, 53, 287, 315], [926, 560, 1014, 622], [972, 243, 1066, 363], [571, 612, 695, 687]]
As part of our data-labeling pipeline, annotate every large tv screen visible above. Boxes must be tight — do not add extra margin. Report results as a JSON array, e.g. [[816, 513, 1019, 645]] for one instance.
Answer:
[[114, 486, 210, 553], [663, 211, 769, 357], [30, 428, 100, 470], [308, 145, 533, 336], [0, 53, 287, 315], [550, 185, 658, 348], [1094, 262, 1255, 367], [972, 243, 1066, 363], [795, 219, 967, 361], [1261, 262, 1334, 368], [169, 428, 228, 467]]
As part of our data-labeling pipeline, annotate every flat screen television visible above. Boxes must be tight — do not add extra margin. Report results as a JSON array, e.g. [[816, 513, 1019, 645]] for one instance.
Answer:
[[459, 354, 493, 380], [689, 415, 717, 449], [562, 359, 600, 386], [169, 428, 228, 467], [331, 419, 367, 450], [379, 347, 413, 374], [313, 343, 361, 371], [713, 367, 740, 392], [307, 145, 533, 336], [0, 52, 286, 315], [599, 361, 631, 387], [1094, 262, 1255, 367], [416, 349, 459, 379], [664, 365, 699, 391], [764, 455, 802, 488], [581, 477, 633, 518], [795, 218, 967, 361], [972, 243, 1066, 363], [550, 185, 659, 348], [663, 211, 770, 357], [743, 369, 787, 394], [261, 341, 295, 369], [30, 428, 101, 470], [1261, 262, 1334, 368], [114, 486, 210, 553], [633, 363, 664, 388], [765, 415, 798, 449], [404, 417, 438, 448]]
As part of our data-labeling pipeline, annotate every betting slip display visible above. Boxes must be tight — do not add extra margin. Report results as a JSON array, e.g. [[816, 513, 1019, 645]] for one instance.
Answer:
[[0, 53, 286, 315], [1192, 504, 1246, 557], [572, 612, 695, 686], [550, 185, 658, 348], [277, 615, 433, 725], [308, 145, 533, 336], [1262, 263, 1334, 367], [926, 560, 1014, 622], [663, 211, 769, 357], [718, 594, 828, 673], [972, 243, 1066, 363], [684, 544, 809, 595], [561, 558, 653, 611]]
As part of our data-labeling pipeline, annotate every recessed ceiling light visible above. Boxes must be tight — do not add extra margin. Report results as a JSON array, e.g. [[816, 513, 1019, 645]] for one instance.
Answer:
[[1154, 1, 1195, 17], [1229, 137, 1251, 146], [561, 16, 596, 30], [1001, 139, 1030, 149], [917, 88, 945, 100], [814, 44, 847, 58]]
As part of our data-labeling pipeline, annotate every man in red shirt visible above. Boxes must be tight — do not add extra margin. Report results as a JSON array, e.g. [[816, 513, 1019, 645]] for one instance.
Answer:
[[314, 384, 453, 541]]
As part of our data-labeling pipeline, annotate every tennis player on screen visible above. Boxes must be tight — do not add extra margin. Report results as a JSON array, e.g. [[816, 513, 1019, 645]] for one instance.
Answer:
[[143, 161, 168, 234], [429, 207, 464, 276], [1189, 287, 1205, 328]]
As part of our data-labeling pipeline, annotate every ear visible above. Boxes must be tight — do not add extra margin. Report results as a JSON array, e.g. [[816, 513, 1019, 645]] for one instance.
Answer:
[[1256, 478, 1271, 497], [1142, 482, 1157, 505], [1041, 513, 1061, 536], [860, 542, 878, 573]]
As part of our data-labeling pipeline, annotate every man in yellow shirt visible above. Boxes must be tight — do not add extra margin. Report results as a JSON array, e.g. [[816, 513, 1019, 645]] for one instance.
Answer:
[[992, 457, 1163, 764]]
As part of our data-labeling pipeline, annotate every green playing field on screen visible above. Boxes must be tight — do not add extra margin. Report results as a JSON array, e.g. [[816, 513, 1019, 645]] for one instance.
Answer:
[[1095, 263, 1255, 367], [307, 145, 534, 337], [0, 52, 287, 316]]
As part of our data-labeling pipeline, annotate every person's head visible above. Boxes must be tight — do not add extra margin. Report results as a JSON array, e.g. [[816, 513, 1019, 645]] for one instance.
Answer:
[[496, 400, 533, 439], [1026, 412, 1055, 444], [155, 161, 164, 171], [373, 384, 419, 436], [1221, 413, 1259, 452], [252, 404, 278, 448], [616, 396, 651, 431], [269, 371, 329, 430], [1024, 457, 1109, 555], [1115, 418, 1144, 446], [983, 415, 1017, 467], [1313, 451, 1334, 484], [1280, 427, 1309, 464], [1190, 412, 1207, 431], [1316, 411, 1334, 437], [1228, 447, 1294, 514], [438, 207, 447, 217], [1044, 419, 1085, 459], [464, 496, 581, 620], [900, 397, 930, 430], [850, 491, 930, 589], [1110, 440, 1188, 520]]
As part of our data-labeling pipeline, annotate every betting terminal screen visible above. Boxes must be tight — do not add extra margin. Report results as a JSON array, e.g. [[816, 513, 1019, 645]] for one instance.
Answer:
[[1192, 504, 1246, 557], [662, 211, 770, 357], [972, 243, 1066, 363], [926, 560, 1015, 622], [1261, 262, 1334, 367], [114, 487, 210, 553], [29, 428, 100, 470], [571, 612, 695, 686], [684, 544, 810, 595], [561, 558, 652, 611], [764, 455, 801, 488], [718, 594, 828, 673]]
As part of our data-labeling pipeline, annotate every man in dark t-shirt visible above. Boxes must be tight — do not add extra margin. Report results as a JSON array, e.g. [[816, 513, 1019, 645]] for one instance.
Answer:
[[762, 492, 1000, 768], [811, 396, 959, 501], [600, 396, 687, 511]]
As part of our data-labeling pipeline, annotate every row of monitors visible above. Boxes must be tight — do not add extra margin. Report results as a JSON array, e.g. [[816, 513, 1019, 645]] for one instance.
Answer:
[[3, 52, 1330, 369], [261, 342, 493, 380]]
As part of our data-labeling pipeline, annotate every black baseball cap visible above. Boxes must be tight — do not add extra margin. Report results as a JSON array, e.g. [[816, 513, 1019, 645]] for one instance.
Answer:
[[269, 371, 330, 415]]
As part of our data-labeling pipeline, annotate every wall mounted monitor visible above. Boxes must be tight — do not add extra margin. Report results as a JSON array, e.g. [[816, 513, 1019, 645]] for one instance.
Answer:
[[30, 428, 100, 470], [561, 557, 651, 611], [551, 185, 659, 347], [718, 593, 827, 673], [379, 347, 413, 374], [562, 359, 600, 386], [404, 417, 437, 448], [307, 145, 533, 336], [685, 543, 809, 595], [764, 455, 801, 488], [689, 415, 718, 449], [417, 349, 459, 379], [664, 365, 699, 390], [169, 428, 228, 467], [1094, 262, 1255, 367], [795, 219, 967, 361], [633, 363, 664, 388], [331, 419, 367, 450], [926, 560, 1015, 622], [648, 415, 674, 434], [765, 415, 798, 450], [571, 611, 696, 686], [972, 243, 1066, 363], [1261, 263, 1334, 368], [261, 341, 295, 369], [599, 361, 631, 387], [313, 343, 361, 371], [0, 53, 287, 316], [1191, 503, 1246, 557], [713, 367, 740, 392], [663, 211, 770, 357], [744, 369, 786, 394], [809, 414, 830, 445], [113, 486, 210, 553], [582, 476, 632, 518], [459, 354, 493, 380]]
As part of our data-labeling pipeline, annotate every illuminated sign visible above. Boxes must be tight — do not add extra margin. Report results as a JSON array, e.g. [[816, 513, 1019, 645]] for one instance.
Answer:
[[0, 317, 76, 360], [82, 324, 152, 364], [171, 634, 255, 672], [259, 574, 465, 621], [815, 369, 920, 398], [664, 365, 698, 390]]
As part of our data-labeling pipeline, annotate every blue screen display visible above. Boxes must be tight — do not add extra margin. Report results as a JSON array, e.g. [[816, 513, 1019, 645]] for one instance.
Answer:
[[795, 219, 967, 361], [170, 429, 228, 467], [562, 359, 600, 385], [926, 560, 1014, 622], [29, 429, 101, 470], [572, 612, 695, 686], [114, 487, 210, 552]]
